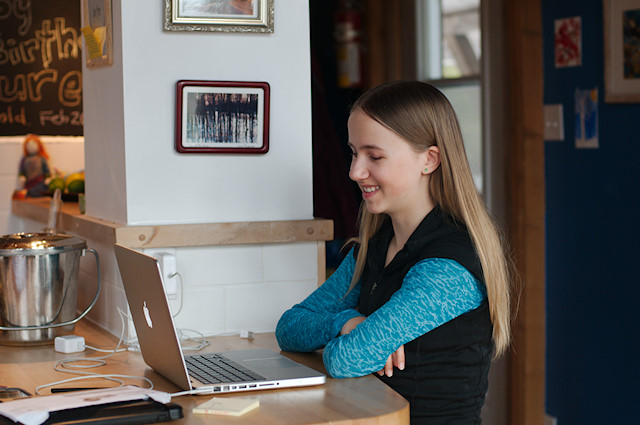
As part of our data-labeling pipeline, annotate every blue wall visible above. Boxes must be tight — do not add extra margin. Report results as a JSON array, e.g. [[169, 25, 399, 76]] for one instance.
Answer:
[[543, 0, 640, 423]]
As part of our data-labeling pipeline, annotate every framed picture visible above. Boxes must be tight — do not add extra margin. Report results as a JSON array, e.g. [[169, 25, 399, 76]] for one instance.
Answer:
[[175, 80, 270, 154], [604, 0, 640, 102], [81, 0, 113, 67], [164, 0, 274, 33], [554, 17, 582, 68]]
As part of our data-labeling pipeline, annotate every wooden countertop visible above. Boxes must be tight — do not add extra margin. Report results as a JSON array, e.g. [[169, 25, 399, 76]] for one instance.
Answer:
[[0, 321, 409, 425], [11, 198, 333, 248]]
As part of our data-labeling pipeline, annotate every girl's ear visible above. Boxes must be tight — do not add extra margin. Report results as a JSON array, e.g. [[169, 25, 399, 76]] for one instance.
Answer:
[[422, 146, 441, 174]]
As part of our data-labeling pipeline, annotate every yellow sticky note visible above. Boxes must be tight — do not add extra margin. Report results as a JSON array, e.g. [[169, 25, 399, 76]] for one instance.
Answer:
[[193, 397, 259, 416], [81, 26, 102, 59]]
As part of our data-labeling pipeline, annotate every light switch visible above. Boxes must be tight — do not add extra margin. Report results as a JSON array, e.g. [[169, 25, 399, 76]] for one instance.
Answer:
[[544, 104, 564, 141]]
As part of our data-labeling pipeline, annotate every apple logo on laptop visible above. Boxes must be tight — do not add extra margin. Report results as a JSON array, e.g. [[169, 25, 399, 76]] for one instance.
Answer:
[[143, 301, 153, 328]]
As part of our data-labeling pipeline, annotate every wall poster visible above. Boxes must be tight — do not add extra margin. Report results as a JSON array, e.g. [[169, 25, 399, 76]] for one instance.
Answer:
[[554, 16, 582, 68], [575, 87, 599, 149]]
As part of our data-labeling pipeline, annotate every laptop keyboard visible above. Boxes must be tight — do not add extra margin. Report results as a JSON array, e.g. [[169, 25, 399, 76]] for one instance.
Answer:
[[185, 353, 265, 385]]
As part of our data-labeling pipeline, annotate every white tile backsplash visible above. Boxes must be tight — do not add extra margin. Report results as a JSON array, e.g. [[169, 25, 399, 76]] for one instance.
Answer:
[[0, 175, 19, 207], [42, 141, 85, 175], [0, 143, 22, 173], [225, 281, 317, 333], [0, 212, 14, 237], [107, 284, 131, 338], [80, 238, 122, 289], [173, 286, 227, 336], [5, 215, 41, 234], [161, 243, 319, 336], [78, 249, 131, 339], [73, 234, 130, 339], [176, 245, 263, 286], [78, 268, 106, 329], [263, 242, 318, 282]]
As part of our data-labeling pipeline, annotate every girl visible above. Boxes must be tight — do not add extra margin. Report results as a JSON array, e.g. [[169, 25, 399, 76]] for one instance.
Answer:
[[276, 81, 512, 424]]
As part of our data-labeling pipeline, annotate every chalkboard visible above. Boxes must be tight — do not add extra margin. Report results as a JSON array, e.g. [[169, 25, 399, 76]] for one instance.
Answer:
[[0, 0, 83, 136]]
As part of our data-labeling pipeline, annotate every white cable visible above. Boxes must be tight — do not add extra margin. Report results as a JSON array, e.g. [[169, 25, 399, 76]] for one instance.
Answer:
[[37, 308, 154, 395], [123, 330, 211, 353], [84, 345, 127, 353], [176, 328, 211, 351], [171, 275, 207, 352], [35, 374, 155, 395], [170, 387, 214, 398], [171, 272, 184, 318], [170, 390, 194, 397]]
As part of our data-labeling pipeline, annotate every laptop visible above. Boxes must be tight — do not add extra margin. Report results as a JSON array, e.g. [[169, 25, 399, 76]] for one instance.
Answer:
[[114, 244, 325, 395]]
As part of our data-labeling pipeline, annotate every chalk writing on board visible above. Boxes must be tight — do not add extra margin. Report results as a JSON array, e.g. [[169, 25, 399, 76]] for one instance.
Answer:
[[0, 0, 83, 136], [0, 0, 33, 37]]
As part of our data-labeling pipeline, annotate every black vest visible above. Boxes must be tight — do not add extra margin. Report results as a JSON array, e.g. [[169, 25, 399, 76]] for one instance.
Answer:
[[357, 207, 493, 425]]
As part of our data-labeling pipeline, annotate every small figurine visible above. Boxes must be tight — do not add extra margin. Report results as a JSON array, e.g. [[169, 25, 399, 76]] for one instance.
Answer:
[[17, 134, 51, 197]]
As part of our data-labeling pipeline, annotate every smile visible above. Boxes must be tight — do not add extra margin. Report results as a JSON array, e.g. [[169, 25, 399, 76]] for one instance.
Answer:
[[362, 186, 380, 193]]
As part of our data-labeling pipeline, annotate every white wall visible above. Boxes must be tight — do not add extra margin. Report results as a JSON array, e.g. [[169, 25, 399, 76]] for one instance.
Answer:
[[0, 136, 84, 235], [84, 0, 313, 226], [76, 0, 318, 336]]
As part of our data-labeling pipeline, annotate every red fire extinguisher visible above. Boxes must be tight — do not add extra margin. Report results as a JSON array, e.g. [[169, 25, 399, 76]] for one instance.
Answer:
[[334, 0, 363, 88]]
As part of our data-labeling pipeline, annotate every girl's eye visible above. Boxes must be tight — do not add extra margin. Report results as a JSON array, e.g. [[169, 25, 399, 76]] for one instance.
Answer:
[[370, 156, 381, 161]]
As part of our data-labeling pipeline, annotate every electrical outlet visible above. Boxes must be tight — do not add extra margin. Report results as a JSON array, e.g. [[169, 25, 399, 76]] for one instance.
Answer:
[[143, 248, 178, 299], [544, 104, 564, 141]]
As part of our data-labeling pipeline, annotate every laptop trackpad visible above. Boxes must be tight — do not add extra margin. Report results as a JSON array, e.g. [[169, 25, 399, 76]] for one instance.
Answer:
[[247, 357, 299, 368], [224, 349, 323, 380]]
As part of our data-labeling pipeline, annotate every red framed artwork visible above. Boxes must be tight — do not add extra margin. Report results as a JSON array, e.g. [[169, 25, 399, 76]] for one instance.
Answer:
[[175, 80, 270, 154]]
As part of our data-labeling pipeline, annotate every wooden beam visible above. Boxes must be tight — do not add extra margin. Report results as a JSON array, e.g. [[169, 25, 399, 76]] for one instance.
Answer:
[[362, 0, 416, 89], [504, 0, 546, 423], [117, 220, 334, 248], [363, 0, 386, 88], [12, 198, 334, 248]]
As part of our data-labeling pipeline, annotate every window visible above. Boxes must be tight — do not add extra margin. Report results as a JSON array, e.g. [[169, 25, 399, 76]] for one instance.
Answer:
[[416, 0, 483, 192]]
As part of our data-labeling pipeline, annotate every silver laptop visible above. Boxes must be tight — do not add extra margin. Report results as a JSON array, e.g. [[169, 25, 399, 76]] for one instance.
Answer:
[[114, 243, 325, 395]]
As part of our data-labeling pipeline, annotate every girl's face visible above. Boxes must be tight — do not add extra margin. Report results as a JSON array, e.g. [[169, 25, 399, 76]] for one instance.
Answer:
[[348, 109, 433, 222]]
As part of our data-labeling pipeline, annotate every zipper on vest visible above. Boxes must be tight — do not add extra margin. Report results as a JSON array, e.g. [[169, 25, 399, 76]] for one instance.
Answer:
[[370, 281, 378, 295]]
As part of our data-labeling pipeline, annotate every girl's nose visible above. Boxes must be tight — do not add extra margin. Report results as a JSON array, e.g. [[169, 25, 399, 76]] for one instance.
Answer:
[[349, 157, 367, 181]]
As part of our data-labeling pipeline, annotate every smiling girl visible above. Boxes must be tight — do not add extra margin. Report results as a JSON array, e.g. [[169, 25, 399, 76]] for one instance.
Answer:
[[276, 81, 512, 424]]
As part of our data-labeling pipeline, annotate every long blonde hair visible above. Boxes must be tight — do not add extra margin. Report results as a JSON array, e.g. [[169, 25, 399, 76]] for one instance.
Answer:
[[348, 81, 512, 357]]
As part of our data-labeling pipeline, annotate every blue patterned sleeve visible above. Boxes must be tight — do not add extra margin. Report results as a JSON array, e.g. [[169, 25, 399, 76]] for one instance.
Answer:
[[322, 258, 486, 378], [275, 248, 364, 352]]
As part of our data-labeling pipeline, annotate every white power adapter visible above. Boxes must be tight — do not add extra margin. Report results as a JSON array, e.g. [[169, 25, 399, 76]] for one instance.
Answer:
[[54, 335, 85, 353], [240, 330, 254, 339]]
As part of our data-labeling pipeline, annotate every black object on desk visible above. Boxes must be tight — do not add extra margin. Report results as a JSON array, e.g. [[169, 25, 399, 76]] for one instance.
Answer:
[[50, 388, 108, 393], [0, 388, 31, 402], [0, 400, 183, 425]]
